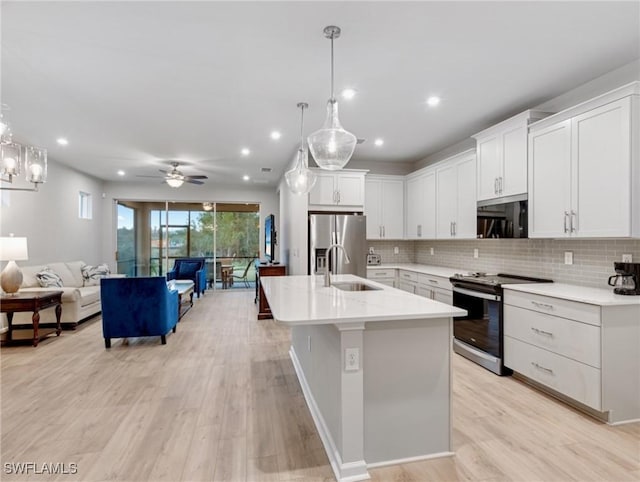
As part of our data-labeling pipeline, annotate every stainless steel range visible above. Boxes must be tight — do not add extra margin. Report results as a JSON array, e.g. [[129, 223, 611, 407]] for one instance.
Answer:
[[449, 273, 552, 375]]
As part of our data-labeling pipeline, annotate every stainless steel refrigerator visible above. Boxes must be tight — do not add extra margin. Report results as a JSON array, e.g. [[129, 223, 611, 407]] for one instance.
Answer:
[[309, 213, 367, 278]]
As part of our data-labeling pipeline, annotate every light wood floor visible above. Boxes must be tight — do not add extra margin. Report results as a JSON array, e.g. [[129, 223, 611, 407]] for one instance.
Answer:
[[1, 290, 638, 481]]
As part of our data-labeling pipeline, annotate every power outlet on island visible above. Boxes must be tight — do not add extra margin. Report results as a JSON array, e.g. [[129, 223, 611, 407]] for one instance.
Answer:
[[622, 254, 633, 262], [345, 347, 360, 372]]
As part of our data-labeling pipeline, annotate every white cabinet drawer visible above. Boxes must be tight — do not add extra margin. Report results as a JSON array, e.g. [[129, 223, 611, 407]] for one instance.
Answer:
[[367, 269, 396, 279], [504, 290, 601, 326], [398, 270, 418, 282], [504, 337, 601, 410], [398, 280, 416, 294], [504, 305, 601, 368], [417, 273, 451, 290]]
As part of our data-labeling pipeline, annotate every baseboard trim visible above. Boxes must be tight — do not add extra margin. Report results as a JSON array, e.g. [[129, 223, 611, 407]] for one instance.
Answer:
[[289, 346, 370, 482], [366, 451, 454, 469]]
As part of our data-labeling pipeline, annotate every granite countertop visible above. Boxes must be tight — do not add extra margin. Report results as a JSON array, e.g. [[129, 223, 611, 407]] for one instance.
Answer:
[[504, 283, 640, 306], [260, 274, 467, 326]]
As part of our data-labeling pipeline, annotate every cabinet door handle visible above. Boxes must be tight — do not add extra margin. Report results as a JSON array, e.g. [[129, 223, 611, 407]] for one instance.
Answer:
[[531, 300, 554, 310], [570, 210, 577, 233], [499, 177, 503, 194], [417, 224, 422, 237], [431, 290, 435, 300], [531, 362, 554, 374], [454, 221, 457, 236], [564, 211, 569, 233], [428, 279, 438, 284], [494, 178, 498, 195], [382, 226, 385, 238], [531, 327, 554, 337]]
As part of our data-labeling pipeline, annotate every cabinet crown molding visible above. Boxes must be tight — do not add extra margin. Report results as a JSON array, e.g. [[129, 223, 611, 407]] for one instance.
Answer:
[[472, 109, 551, 140], [529, 81, 640, 132], [405, 148, 476, 180]]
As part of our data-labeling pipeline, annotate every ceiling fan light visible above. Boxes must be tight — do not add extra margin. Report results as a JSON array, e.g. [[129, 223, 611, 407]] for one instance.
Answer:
[[166, 177, 184, 188], [308, 99, 357, 171], [285, 148, 317, 195]]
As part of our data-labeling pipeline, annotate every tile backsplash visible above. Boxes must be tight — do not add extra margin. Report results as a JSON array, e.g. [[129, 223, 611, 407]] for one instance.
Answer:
[[369, 239, 640, 289]]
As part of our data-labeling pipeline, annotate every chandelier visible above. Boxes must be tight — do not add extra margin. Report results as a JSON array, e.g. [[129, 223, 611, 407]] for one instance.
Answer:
[[307, 26, 357, 171], [285, 102, 317, 195]]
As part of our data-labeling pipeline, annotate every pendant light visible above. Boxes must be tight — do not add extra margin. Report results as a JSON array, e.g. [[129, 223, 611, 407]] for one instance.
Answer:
[[285, 102, 317, 195], [307, 25, 357, 171]]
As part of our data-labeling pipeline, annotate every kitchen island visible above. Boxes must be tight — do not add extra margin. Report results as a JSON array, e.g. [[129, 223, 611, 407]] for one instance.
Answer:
[[260, 274, 466, 482]]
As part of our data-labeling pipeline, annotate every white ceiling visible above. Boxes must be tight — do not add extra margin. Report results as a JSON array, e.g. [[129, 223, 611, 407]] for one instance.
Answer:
[[1, 1, 639, 187]]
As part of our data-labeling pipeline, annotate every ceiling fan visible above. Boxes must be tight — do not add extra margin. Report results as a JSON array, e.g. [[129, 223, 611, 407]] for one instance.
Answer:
[[139, 162, 208, 188]]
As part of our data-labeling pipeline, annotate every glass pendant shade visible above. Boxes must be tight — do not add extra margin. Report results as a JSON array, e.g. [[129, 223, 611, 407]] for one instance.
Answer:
[[285, 148, 317, 195], [25, 146, 47, 184], [308, 100, 357, 171], [166, 177, 184, 188], [1, 142, 22, 178]]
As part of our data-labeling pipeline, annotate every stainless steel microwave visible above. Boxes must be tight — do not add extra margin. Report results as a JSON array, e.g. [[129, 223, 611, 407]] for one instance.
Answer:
[[477, 195, 528, 238]]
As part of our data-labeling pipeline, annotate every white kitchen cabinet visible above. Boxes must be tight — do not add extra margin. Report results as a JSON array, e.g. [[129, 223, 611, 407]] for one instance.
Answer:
[[504, 286, 640, 424], [308, 169, 367, 209], [365, 176, 404, 239], [436, 150, 477, 239], [473, 110, 548, 202], [405, 170, 436, 239], [416, 273, 453, 305], [366, 268, 396, 288], [528, 83, 640, 238]]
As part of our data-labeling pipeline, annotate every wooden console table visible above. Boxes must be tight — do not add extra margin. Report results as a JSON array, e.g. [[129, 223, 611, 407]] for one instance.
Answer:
[[255, 262, 286, 320], [1, 291, 63, 346]]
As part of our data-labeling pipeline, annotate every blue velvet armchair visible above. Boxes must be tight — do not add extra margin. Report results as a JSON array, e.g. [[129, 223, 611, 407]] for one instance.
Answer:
[[100, 277, 179, 348], [166, 258, 207, 298]]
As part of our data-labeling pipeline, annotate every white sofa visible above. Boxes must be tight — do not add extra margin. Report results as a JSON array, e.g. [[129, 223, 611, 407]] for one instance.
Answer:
[[1, 261, 103, 340]]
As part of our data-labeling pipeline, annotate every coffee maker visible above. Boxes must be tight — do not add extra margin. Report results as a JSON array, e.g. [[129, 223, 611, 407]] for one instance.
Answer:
[[608, 262, 640, 295]]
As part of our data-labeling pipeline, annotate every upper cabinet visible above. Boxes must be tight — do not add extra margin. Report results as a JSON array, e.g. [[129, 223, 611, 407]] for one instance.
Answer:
[[529, 83, 640, 238], [308, 169, 367, 210], [365, 175, 404, 240], [405, 169, 436, 239], [435, 150, 477, 239], [473, 110, 549, 202]]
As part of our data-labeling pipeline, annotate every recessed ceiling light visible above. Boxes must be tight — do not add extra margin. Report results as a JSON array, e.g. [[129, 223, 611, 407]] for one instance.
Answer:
[[243, 175, 250, 181], [117, 170, 125, 176], [57, 137, 69, 146], [374, 138, 384, 147], [426, 96, 441, 107], [241, 148, 250, 156], [270, 131, 281, 140], [341, 88, 357, 100]]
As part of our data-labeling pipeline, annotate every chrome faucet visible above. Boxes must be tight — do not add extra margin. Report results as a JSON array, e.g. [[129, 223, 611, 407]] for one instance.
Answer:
[[325, 243, 351, 287]]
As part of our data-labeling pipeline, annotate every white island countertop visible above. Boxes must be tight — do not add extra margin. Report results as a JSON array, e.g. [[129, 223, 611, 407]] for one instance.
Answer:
[[260, 274, 466, 325], [504, 283, 640, 306]]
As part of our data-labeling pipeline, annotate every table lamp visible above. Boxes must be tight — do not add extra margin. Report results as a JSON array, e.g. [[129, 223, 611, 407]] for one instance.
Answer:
[[0, 236, 29, 295]]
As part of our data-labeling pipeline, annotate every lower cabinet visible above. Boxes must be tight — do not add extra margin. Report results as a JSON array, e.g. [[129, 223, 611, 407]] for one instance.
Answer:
[[503, 289, 640, 424], [366, 268, 396, 288]]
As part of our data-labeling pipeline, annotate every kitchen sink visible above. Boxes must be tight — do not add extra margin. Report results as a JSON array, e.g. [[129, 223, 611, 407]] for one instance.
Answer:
[[331, 282, 382, 292]]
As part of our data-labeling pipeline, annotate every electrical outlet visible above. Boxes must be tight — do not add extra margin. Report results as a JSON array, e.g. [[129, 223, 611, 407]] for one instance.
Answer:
[[345, 348, 359, 371], [473, 248, 479, 259], [564, 251, 573, 265], [393, 246, 399, 255], [622, 254, 633, 262], [369, 247, 374, 255], [430, 247, 434, 255]]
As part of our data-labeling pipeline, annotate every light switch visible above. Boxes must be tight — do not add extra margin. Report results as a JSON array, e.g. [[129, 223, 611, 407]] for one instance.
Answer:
[[473, 248, 479, 259]]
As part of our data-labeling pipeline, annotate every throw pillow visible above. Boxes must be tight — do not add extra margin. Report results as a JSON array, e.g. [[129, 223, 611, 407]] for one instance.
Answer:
[[82, 264, 111, 286], [36, 268, 63, 288]]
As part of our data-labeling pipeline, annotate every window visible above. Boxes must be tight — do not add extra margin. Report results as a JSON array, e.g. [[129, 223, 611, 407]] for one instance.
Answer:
[[79, 191, 92, 219]]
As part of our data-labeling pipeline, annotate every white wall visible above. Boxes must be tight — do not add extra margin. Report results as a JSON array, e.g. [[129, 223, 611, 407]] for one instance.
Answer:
[[0, 159, 105, 266], [100, 180, 279, 270]]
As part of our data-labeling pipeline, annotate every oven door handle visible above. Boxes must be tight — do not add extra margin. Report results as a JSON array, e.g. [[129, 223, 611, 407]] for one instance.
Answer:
[[453, 286, 501, 301]]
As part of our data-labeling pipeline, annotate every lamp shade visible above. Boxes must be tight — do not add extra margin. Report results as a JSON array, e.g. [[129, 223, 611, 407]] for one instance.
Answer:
[[0, 237, 28, 261], [166, 178, 184, 188], [285, 148, 317, 195], [307, 99, 357, 171]]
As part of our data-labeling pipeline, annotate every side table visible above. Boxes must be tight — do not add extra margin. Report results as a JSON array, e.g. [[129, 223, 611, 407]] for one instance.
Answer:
[[1, 291, 63, 347]]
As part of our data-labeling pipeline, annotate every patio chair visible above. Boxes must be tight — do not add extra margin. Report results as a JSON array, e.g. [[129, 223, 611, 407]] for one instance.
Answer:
[[232, 259, 254, 288]]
